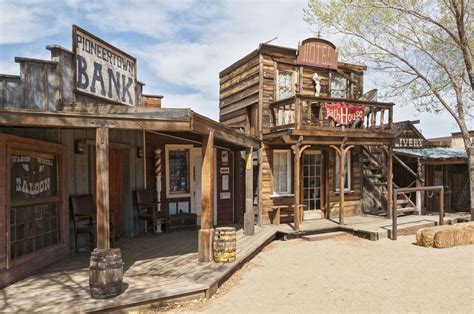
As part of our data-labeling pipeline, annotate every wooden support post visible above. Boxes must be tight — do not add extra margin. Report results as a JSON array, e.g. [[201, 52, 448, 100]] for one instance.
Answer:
[[244, 148, 255, 235], [439, 186, 444, 226], [198, 131, 215, 262], [339, 147, 345, 225], [392, 189, 398, 240], [294, 145, 301, 232], [387, 145, 393, 219], [96, 126, 110, 249], [330, 143, 353, 225], [257, 148, 263, 226], [416, 158, 422, 215]]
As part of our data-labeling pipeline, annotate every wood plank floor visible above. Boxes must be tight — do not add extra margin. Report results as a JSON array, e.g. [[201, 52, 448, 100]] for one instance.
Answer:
[[0, 226, 277, 312], [276, 212, 471, 240]]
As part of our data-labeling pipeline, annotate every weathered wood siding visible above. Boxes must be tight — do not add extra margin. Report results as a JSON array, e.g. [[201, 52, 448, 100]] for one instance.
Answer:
[[219, 55, 260, 134], [0, 46, 146, 110], [327, 147, 362, 217], [0, 127, 144, 245]]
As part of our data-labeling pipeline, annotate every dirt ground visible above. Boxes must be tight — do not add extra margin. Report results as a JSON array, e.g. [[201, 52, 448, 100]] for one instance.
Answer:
[[142, 234, 474, 313]]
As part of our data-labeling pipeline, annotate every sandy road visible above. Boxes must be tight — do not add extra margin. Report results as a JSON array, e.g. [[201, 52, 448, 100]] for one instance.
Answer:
[[148, 234, 473, 313]]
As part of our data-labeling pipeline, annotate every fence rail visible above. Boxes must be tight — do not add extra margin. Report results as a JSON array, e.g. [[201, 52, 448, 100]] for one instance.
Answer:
[[392, 185, 444, 240]]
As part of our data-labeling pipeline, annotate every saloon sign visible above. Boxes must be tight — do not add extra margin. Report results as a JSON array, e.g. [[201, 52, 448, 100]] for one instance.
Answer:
[[10, 151, 58, 201], [324, 103, 365, 125], [73, 25, 137, 106]]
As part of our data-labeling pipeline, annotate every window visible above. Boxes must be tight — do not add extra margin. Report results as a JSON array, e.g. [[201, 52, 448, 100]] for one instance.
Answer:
[[335, 152, 351, 192], [277, 71, 294, 100], [330, 74, 349, 98], [273, 150, 291, 195], [9, 149, 60, 260], [166, 145, 192, 198]]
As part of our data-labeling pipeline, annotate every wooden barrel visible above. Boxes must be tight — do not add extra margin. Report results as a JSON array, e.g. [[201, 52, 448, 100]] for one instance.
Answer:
[[213, 227, 236, 263], [89, 248, 123, 299]]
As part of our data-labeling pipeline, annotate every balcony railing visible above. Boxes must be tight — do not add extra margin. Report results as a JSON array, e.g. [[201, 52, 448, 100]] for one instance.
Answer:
[[269, 95, 393, 132]]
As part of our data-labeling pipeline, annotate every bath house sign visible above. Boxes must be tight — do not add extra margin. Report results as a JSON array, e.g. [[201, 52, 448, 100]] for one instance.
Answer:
[[324, 103, 365, 125]]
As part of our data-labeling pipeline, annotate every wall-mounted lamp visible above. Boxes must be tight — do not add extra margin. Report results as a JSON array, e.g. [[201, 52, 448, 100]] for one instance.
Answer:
[[75, 139, 85, 154], [137, 147, 144, 158]]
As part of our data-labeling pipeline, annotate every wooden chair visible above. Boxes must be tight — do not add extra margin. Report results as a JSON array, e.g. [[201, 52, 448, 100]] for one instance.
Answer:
[[136, 190, 169, 233], [70, 195, 116, 254], [70, 195, 96, 254]]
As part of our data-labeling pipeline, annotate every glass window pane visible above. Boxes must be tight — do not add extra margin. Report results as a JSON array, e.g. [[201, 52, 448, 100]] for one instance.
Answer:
[[169, 150, 189, 193]]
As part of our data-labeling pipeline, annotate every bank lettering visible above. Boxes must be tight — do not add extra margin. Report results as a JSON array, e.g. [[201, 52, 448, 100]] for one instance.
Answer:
[[73, 26, 136, 106], [324, 103, 365, 125]]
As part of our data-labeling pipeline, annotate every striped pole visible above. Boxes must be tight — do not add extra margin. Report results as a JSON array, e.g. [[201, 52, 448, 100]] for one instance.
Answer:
[[154, 149, 162, 212]]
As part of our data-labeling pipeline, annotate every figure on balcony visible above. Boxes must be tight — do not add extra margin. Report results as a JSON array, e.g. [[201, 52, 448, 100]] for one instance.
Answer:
[[312, 73, 321, 96]]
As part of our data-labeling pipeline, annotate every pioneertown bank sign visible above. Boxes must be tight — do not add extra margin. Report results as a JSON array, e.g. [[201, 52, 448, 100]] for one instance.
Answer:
[[73, 25, 137, 106]]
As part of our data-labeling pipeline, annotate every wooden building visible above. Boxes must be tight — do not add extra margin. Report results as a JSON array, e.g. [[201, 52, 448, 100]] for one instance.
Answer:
[[392, 121, 470, 213], [218, 38, 403, 228], [0, 26, 259, 287]]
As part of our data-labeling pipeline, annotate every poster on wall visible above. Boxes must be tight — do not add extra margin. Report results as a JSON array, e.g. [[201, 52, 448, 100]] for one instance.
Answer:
[[73, 25, 137, 106], [10, 150, 58, 201], [324, 103, 365, 125]]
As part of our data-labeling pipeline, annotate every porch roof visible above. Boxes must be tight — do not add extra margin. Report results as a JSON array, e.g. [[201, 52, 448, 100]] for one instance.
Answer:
[[0, 107, 260, 150], [394, 148, 467, 160]]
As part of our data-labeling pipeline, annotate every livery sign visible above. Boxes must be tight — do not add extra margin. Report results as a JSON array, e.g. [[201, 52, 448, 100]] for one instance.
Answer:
[[324, 103, 365, 125], [73, 25, 137, 106]]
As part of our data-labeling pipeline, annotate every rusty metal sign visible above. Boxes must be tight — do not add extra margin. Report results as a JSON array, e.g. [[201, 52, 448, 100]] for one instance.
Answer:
[[324, 103, 365, 125], [296, 38, 338, 69], [73, 25, 137, 106]]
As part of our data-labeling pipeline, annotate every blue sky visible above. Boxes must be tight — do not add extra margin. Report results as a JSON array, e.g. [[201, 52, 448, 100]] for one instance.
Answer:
[[0, 0, 469, 138]]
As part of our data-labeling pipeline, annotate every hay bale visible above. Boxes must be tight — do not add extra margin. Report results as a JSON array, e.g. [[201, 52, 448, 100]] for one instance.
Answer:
[[433, 225, 474, 248], [416, 225, 451, 247]]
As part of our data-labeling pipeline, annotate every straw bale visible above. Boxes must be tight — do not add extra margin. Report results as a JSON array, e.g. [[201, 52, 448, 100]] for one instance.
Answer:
[[416, 225, 451, 247], [433, 225, 474, 248]]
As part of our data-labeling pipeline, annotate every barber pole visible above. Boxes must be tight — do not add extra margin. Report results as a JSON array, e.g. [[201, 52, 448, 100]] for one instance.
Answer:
[[154, 148, 162, 232]]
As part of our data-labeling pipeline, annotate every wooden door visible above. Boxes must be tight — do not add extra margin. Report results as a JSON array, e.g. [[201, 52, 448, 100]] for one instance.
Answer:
[[303, 151, 323, 219], [109, 148, 124, 238]]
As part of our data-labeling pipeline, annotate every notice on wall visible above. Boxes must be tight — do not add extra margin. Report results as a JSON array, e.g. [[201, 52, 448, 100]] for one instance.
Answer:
[[221, 151, 228, 165], [220, 192, 231, 199], [10, 150, 58, 201], [73, 25, 137, 106], [222, 175, 229, 191]]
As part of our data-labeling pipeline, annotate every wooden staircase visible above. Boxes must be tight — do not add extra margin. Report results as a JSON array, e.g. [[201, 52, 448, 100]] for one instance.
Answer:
[[362, 146, 417, 216]]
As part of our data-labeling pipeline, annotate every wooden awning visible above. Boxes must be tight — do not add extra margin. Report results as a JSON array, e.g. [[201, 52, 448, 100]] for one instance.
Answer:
[[0, 107, 260, 150]]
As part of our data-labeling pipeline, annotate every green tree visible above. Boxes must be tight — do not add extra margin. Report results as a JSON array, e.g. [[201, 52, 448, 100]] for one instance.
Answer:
[[305, 0, 473, 219]]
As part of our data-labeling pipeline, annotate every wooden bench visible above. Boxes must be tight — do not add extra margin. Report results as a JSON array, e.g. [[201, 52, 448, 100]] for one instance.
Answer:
[[270, 205, 306, 225]]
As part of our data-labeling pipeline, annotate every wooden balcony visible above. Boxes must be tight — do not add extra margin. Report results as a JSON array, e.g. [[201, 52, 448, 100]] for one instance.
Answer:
[[269, 95, 394, 134]]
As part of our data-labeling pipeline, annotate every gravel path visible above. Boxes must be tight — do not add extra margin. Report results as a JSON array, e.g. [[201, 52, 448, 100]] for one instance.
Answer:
[[151, 234, 474, 313]]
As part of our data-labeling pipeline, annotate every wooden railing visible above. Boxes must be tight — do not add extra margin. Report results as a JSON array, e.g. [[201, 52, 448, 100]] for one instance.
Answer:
[[270, 95, 393, 131], [392, 186, 444, 240]]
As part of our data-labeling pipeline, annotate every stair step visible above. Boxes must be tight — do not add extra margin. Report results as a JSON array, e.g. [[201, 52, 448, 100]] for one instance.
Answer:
[[397, 199, 410, 205], [366, 174, 383, 179], [302, 231, 347, 242], [373, 182, 387, 186], [396, 207, 417, 215]]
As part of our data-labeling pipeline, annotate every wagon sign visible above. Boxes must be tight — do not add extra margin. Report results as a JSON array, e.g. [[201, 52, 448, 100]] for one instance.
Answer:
[[73, 25, 137, 106], [324, 103, 365, 125]]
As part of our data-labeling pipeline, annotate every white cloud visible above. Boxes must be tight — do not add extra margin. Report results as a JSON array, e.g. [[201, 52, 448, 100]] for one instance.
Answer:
[[0, 1, 68, 44]]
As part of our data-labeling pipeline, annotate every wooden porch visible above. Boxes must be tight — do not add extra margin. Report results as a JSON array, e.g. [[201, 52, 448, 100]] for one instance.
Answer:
[[276, 212, 471, 241], [0, 226, 277, 312]]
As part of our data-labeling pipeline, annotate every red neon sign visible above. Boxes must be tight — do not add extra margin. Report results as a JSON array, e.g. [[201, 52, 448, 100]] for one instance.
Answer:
[[324, 103, 365, 125]]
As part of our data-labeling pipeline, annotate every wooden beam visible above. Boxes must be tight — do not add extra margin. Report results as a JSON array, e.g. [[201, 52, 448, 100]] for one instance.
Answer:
[[198, 131, 215, 262], [96, 126, 110, 249], [192, 113, 260, 150], [244, 148, 255, 235], [0, 110, 191, 131], [387, 145, 393, 220], [293, 145, 301, 231]]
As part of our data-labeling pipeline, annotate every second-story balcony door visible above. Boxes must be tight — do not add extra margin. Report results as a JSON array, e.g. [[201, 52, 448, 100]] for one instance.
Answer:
[[303, 151, 322, 220]]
